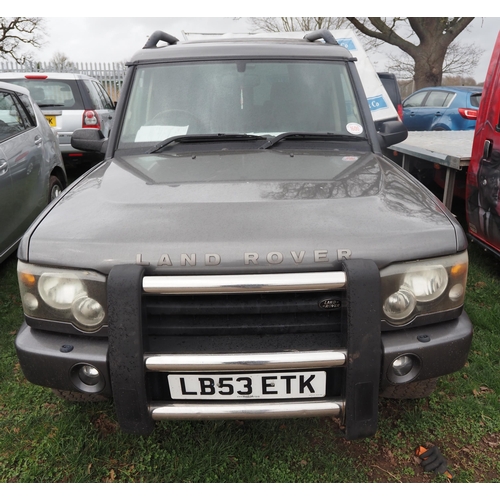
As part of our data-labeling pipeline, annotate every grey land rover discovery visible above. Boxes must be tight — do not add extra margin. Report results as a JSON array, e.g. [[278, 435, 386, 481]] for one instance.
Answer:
[[14, 30, 472, 440]]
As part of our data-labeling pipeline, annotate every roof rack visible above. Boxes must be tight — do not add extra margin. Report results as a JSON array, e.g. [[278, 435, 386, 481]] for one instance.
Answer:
[[303, 29, 338, 45], [143, 31, 179, 49]]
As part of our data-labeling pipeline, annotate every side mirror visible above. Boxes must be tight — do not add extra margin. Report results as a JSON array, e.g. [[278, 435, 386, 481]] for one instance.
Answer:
[[376, 119, 408, 148], [71, 128, 107, 154]]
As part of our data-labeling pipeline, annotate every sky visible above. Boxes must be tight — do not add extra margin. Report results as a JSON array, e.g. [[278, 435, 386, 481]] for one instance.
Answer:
[[6, 5, 500, 83]]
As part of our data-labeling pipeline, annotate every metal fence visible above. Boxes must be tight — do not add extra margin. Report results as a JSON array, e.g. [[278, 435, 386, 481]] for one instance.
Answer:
[[0, 61, 127, 102]]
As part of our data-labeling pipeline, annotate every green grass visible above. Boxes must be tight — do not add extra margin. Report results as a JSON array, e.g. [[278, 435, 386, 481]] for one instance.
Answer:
[[1, 242, 499, 483]]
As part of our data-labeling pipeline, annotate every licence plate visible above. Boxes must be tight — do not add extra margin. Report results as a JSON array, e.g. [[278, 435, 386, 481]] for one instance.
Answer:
[[45, 115, 56, 127], [168, 371, 326, 400]]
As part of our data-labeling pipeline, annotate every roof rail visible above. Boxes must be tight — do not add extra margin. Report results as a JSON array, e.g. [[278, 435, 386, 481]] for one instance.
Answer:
[[143, 31, 179, 49], [303, 29, 338, 45]]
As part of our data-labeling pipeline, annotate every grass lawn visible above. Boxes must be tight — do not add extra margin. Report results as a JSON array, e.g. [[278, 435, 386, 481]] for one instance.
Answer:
[[0, 241, 499, 483]]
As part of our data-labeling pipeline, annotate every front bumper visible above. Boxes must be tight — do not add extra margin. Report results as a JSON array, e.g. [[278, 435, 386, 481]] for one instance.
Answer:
[[15, 260, 473, 440], [15, 312, 472, 398]]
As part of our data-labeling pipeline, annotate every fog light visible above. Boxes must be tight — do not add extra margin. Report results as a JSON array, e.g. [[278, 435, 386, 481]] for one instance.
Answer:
[[78, 364, 100, 386], [392, 355, 414, 377]]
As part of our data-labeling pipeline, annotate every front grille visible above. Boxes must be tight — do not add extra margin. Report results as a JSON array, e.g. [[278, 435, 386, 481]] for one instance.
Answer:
[[143, 291, 344, 337]]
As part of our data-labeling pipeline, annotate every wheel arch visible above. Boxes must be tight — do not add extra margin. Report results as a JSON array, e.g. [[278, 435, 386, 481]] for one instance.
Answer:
[[50, 165, 68, 189]]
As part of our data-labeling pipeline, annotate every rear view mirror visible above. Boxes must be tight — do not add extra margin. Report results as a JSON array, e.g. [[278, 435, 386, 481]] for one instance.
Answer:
[[71, 128, 107, 154], [377, 120, 408, 148]]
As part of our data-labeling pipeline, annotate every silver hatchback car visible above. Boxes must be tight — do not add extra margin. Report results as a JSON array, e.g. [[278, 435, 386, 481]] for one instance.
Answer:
[[0, 72, 115, 167], [0, 81, 66, 263]]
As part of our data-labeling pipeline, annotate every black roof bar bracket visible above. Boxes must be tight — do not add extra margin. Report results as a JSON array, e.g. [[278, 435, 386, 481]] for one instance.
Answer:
[[303, 29, 338, 45], [143, 31, 179, 49]]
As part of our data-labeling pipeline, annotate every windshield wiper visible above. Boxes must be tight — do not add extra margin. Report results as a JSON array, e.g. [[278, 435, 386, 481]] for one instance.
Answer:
[[147, 133, 267, 154], [37, 103, 65, 108], [259, 132, 366, 150]]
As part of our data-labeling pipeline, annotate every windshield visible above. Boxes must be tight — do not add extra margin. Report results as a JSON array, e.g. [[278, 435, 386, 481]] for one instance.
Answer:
[[118, 60, 365, 149]]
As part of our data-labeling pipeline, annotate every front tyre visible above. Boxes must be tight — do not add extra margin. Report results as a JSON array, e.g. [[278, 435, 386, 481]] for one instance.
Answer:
[[49, 175, 63, 203]]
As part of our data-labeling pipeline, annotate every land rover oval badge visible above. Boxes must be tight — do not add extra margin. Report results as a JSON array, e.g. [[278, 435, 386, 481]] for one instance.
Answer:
[[319, 298, 341, 309]]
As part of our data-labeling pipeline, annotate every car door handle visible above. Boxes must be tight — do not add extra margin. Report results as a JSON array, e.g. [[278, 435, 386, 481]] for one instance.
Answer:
[[435, 112, 443, 116], [34, 135, 42, 146], [483, 139, 492, 159], [0, 159, 8, 176]]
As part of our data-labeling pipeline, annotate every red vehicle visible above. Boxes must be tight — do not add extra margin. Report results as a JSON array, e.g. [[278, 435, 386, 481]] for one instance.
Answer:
[[466, 31, 500, 256]]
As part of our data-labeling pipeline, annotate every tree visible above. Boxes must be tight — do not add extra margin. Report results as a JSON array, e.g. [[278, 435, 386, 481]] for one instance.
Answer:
[[345, 17, 475, 89], [249, 17, 348, 33], [386, 40, 483, 84], [0, 17, 45, 64], [50, 51, 75, 70]]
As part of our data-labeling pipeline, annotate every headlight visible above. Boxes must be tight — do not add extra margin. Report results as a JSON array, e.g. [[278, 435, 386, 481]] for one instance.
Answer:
[[18, 262, 107, 332], [380, 252, 468, 326], [38, 273, 87, 310], [402, 265, 448, 303], [382, 288, 417, 322]]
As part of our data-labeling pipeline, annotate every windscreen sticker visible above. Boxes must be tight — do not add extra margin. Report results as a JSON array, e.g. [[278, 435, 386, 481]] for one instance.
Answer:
[[135, 125, 189, 142], [346, 123, 363, 135], [342, 156, 359, 162]]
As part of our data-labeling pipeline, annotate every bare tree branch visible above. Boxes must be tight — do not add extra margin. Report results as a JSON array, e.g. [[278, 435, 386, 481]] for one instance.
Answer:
[[387, 41, 484, 81], [248, 17, 383, 51], [0, 17, 45, 64], [441, 42, 485, 76], [249, 17, 348, 33]]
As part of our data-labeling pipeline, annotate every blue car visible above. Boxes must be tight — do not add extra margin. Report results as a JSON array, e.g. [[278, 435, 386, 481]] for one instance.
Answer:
[[402, 85, 482, 131]]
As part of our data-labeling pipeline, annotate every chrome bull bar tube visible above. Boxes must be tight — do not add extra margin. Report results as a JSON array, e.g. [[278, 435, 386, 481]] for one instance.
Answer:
[[145, 350, 347, 373], [150, 400, 344, 420], [142, 271, 347, 295]]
